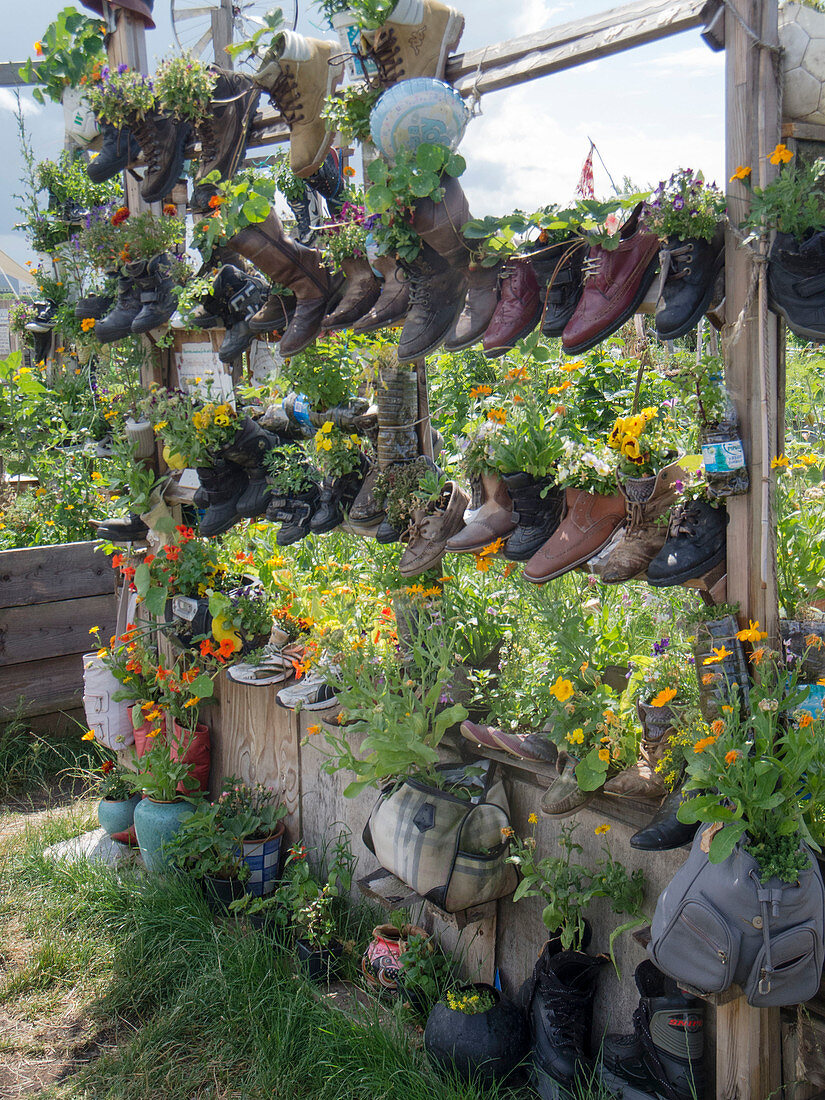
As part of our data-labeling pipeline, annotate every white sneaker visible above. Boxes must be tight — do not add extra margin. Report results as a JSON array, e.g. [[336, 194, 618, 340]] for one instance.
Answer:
[[276, 675, 338, 712]]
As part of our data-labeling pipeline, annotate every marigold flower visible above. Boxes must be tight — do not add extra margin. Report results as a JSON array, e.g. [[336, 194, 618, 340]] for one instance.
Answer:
[[478, 537, 505, 557], [500, 826, 514, 838], [111, 206, 130, 226], [711, 718, 725, 735], [598, 747, 610, 762], [182, 697, 199, 709], [163, 203, 178, 216], [487, 407, 507, 425], [80, 317, 96, 332], [470, 383, 493, 399], [650, 687, 677, 708], [34, 41, 43, 56], [528, 812, 538, 825], [736, 620, 768, 643], [343, 165, 356, 177], [693, 735, 717, 753], [724, 750, 739, 765], [595, 823, 611, 836], [730, 165, 752, 181], [307, 724, 321, 736], [703, 646, 731, 665], [799, 712, 814, 728]]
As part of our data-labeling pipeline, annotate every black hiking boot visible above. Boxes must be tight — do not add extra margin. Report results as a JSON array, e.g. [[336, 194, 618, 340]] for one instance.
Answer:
[[310, 455, 369, 534], [190, 68, 262, 213], [268, 484, 321, 546], [655, 225, 725, 341], [531, 238, 587, 337], [221, 418, 281, 518], [646, 501, 727, 587], [195, 461, 249, 537], [96, 266, 144, 343], [306, 148, 345, 216], [768, 229, 825, 340], [397, 244, 468, 362], [502, 473, 564, 561], [87, 122, 141, 183], [132, 252, 178, 333], [74, 291, 114, 321], [131, 111, 191, 204], [94, 513, 149, 542]]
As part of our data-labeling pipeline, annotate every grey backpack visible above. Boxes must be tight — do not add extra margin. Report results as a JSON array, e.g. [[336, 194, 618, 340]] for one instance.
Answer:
[[649, 826, 825, 1007]]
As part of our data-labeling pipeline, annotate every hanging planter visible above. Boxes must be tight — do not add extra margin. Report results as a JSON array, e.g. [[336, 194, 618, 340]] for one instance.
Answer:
[[242, 821, 287, 897], [424, 985, 529, 1083], [780, 2, 825, 126], [61, 86, 100, 150], [362, 923, 429, 991]]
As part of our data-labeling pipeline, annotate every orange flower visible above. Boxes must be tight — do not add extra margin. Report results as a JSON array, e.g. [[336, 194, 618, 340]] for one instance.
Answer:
[[163, 203, 178, 216], [307, 724, 321, 736], [478, 537, 505, 557], [164, 545, 181, 562], [799, 712, 813, 728], [711, 718, 725, 735], [749, 647, 766, 666], [505, 365, 527, 382], [470, 384, 492, 399], [200, 639, 217, 657], [724, 750, 739, 766], [693, 735, 717, 754], [208, 195, 226, 209], [768, 142, 793, 166], [80, 317, 96, 332], [598, 747, 610, 763], [487, 407, 507, 424], [730, 165, 752, 182], [474, 555, 491, 573], [34, 41, 44, 56], [111, 206, 130, 226], [702, 671, 719, 685], [650, 687, 677, 708], [217, 637, 238, 659], [343, 165, 356, 177], [119, 247, 130, 262], [805, 634, 823, 649]]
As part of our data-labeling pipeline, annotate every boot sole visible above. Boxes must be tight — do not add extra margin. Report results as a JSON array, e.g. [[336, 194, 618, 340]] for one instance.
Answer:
[[562, 255, 660, 356], [438, 11, 466, 81], [646, 544, 726, 588], [523, 524, 624, 584], [766, 299, 825, 342], [597, 1067, 661, 1100], [655, 252, 725, 341], [483, 303, 543, 359]]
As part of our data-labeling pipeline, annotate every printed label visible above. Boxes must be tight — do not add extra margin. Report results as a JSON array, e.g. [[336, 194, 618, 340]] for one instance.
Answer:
[[702, 439, 746, 473], [797, 685, 825, 720]]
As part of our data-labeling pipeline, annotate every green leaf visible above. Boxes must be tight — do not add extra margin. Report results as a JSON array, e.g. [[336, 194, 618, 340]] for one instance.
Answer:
[[190, 674, 214, 699], [144, 586, 167, 617], [410, 173, 438, 198], [366, 158, 388, 185], [366, 183, 395, 214], [444, 152, 466, 177], [415, 143, 446, 173], [154, 515, 177, 534], [242, 192, 271, 223], [134, 562, 151, 597], [708, 823, 747, 864]]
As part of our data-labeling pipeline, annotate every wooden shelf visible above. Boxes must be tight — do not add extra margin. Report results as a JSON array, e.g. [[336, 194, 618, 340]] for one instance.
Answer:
[[357, 867, 496, 931]]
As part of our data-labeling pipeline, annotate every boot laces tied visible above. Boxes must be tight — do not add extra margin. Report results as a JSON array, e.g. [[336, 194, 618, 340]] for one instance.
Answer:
[[133, 119, 160, 169], [199, 115, 218, 162], [270, 71, 304, 124], [370, 28, 403, 83], [668, 502, 699, 539], [655, 241, 694, 301], [582, 255, 602, 282]]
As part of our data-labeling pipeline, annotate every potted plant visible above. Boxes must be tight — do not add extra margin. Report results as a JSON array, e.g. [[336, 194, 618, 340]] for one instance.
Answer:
[[423, 984, 529, 1083], [165, 799, 251, 909], [361, 914, 430, 992], [153, 55, 218, 125], [84, 65, 157, 131], [95, 758, 142, 836], [206, 583, 274, 660], [213, 778, 288, 897], [395, 930, 459, 1017], [686, 602, 749, 719], [321, 83, 380, 142], [130, 732, 202, 872]]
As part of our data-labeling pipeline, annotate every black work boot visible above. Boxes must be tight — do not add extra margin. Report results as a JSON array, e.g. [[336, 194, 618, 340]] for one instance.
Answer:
[[25, 300, 58, 333], [502, 473, 564, 561], [94, 513, 149, 542], [190, 69, 262, 213], [397, 244, 468, 363], [310, 454, 369, 534], [132, 252, 178, 333], [196, 461, 249, 537], [87, 122, 141, 183], [306, 148, 345, 216], [630, 787, 699, 852], [600, 961, 705, 1100], [210, 265, 269, 362], [131, 111, 191, 204], [221, 418, 281, 518], [768, 229, 825, 340], [248, 290, 297, 335], [646, 501, 727, 587], [268, 485, 321, 546], [96, 265, 145, 344], [655, 224, 725, 341], [74, 290, 114, 320], [524, 944, 607, 1100], [531, 238, 587, 337]]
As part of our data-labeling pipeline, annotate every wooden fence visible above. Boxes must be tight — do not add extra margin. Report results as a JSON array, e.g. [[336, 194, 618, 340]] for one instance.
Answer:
[[0, 541, 116, 723]]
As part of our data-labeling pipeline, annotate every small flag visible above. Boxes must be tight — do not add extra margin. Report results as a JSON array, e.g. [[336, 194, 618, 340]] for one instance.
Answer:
[[576, 143, 595, 199]]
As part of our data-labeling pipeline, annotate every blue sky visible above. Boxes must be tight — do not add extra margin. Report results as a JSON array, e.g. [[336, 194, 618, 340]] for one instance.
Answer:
[[0, 0, 725, 267]]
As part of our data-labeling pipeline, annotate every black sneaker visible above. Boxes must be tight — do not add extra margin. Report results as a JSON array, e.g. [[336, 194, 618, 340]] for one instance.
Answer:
[[655, 225, 725, 341], [74, 292, 114, 321], [768, 229, 825, 340], [268, 486, 321, 546], [646, 501, 727, 587], [502, 473, 564, 561], [306, 148, 345, 217]]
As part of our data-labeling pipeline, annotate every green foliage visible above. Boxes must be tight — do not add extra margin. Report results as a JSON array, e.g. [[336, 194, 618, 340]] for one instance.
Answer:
[[193, 166, 279, 260], [153, 55, 217, 124], [19, 7, 106, 105], [643, 168, 725, 242], [348, 0, 396, 30], [396, 932, 459, 1014], [84, 67, 157, 128], [321, 84, 381, 144], [264, 444, 320, 495], [224, 8, 287, 63], [774, 452, 825, 618], [741, 156, 825, 239]]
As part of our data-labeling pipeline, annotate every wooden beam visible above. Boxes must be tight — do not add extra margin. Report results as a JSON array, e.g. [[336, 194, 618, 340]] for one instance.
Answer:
[[0, 61, 42, 88], [445, 0, 718, 97]]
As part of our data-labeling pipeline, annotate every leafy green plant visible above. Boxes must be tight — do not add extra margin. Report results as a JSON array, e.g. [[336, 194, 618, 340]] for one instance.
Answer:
[[130, 730, 203, 803], [643, 169, 725, 242], [193, 167, 279, 259], [224, 8, 287, 63], [312, 422, 364, 479], [321, 84, 380, 144], [84, 66, 157, 128], [739, 149, 825, 239], [396, 932, 458, 1013], [153, 55, 217, 123], [348, 0, 396, 30], [312, 0, 352, 22], [774, 450, 825, 618], [264, 445, 320, 495], [281, 336, 364, 410], [444, 987, 496, 1014], [318, 195, 369, 268], [19, 7, 106, 104]]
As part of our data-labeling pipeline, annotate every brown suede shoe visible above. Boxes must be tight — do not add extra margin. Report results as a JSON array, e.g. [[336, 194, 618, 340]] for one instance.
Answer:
[[399, 481, 469, 577], [445, 472, 515, 553], [540, 752, 595, 817], [483, 257, 541, 359], [600, 459, 684, 584], [322, 256, 381, 331], [523, 488, 625, 584], [562, 203, 659, 355]]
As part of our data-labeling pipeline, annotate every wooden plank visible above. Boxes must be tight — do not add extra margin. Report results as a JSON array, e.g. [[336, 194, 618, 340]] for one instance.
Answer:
[[0, 61, 42, 88], [0, 593, 115, 666], [0, 542, 113, 609], [445, 0, 716, 97], [782, 120, 825, 142], [0, 652, 85, 718], [247, 107, 291, 149]]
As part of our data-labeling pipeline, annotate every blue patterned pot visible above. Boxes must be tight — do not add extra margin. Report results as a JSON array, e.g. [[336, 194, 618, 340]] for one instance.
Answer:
[[133, 797, 194, 872], [98, 794, 142, 836], [242, 822, 285, 897]]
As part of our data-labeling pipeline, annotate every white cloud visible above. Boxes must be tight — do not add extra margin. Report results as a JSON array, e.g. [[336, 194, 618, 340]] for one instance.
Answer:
[[0, 88, 42, 117], [640, 45, 725, 76]]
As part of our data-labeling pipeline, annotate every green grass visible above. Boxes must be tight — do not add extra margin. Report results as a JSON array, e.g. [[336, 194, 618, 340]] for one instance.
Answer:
[[0, 808, 522, 1100], [0, 715, 98, 801]]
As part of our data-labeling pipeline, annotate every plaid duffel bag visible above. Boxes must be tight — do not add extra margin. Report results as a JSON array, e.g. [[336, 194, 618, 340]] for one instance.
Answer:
[[363, 761, 517, 913]]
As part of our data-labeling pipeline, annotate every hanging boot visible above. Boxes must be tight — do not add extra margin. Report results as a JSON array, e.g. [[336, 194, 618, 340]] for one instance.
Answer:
[[501, 473, 564, 562], [253, 31, 345, 178], [444, 261, 503, 351], [216, 269, 270, 362], [397, 244, 467, 362], [364, 0, 465, 87], [562, 203, 660, 355], [523, 488, 626, 584], [95, 264, 144, 344], [196, 461, 249, 537], [646, 500, 728, 588], [323, 256, 381, 331], [399, 481, 469, 577], [221, 417, 281, 519], [229, 211, 341, 356], [268, 484, 321, 545], [655, 224, 725, 341], [523, 942, 607, 1100], [131, 110, 191, 204], [306, 147, 345, 217], [311, 453, 369, 534], [602, 713, 672, 800], [532, 238, 587, 337], [87, 121, 141, 184], [352, 252, 410, 333], [287, 184, 315, 245], [190, 69, 262, 213], [248, 289, 297, 335], [74, 289, 115, 320], [483, 257, 542, 358], [630, 786, 699, 852], [445, 471, 516, 554], [599, 459, 685, 585], [132, 252, 178, 334], [376, 366, 419, 467], [600, 961, 706, 1100]]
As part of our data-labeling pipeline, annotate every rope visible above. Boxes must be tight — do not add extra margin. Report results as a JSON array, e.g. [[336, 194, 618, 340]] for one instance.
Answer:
[[467, 46, 489, 117]]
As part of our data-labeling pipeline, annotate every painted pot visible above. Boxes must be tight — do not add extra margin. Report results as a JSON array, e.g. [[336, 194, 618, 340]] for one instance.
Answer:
[[424, 984, 529, 1082], [361, 923, 429, 991], [295, 938, 343, 983], [133, 797, 194, 872], [98, 793, 141, 836], [242, 822, 286, 897]]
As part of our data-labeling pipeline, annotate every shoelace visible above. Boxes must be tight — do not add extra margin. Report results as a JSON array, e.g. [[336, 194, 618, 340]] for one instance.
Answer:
[[199, 116, 219, 163], [407, 270, 434, 309], [581, 254, 603, 282], [369, 28, 403, 83], [655, 241, 694, 301], [668, 502, 701, 539], [269, 70, 304, 125], [132, 119, 161, 171]]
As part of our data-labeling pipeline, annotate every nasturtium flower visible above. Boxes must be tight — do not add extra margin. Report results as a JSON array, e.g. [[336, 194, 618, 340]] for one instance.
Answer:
[[550, 676, 574, 703]]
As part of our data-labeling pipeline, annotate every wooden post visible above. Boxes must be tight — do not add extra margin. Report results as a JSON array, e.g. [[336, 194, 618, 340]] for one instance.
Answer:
[[718, 1, 782, 1097], [102, 2, 151, 213], [211, 0, 235, 70], [414, 358, 434, 460]]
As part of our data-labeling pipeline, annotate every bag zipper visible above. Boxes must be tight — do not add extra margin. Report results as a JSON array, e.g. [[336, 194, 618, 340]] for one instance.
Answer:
[[682, 910, 729, 965]]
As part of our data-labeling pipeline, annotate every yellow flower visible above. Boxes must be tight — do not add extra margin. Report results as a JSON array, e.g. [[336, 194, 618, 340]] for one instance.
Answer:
[[566, 727, 584, 745], [96, 647, 107, 658], [650, 687, 677, 708], [320, 421, 333, 433], [730, 165, 752, 181], [595, 823, 611, 836], [736, 620, 768, 643], [768, 142, 794, 165], [214, 414, 231, 427], [560, 360, 582, 372], [89, 625, 100, 634], [623, 414, 646, 438], [528, 812, 538, 825], [703, 646, 731, 665], [183, 697, 199, 709], [82, 730, 96, 741], [640, 406, 658, 421], [771, 454, 790, 468], [470, 384, 493, 398], [550, 676, 574, 703], [598, 747, 610, 762], [153, 421, 168, 431], [80, 317, 96, 332], [621, 437, 642, 461]]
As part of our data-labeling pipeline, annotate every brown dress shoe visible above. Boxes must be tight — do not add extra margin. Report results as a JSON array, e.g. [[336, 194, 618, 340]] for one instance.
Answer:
[[482, 257, 541, 358], [523, 488, 625, 584], [444, 262, 502, 350], [445, 472, 515, 553], [398, 481, 469, 577], [600, 459, 685, 584], [562, 203, 660, 355]]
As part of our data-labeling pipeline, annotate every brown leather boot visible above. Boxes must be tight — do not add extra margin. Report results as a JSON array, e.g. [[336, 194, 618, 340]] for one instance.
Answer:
[[190, 68, 261, 212], [229, 212, 341, 356], [444, 262, 502, 351], [322, 256, 381, 331], [445, 472, 515, 553], [482, 257, 541, 358], [363, 0, 465, 87], [248, 291, 296, 335], [397, 245, 467, 362], [523, 488, 625, 583], [412, 174, 471, 267], [253, 31, 344, 177], [562, 203, 660, 355], [599, 459, 685, 584], [603, 704, 674, 798], [399, 481, 469, 577], [352, 253, 410, 333]]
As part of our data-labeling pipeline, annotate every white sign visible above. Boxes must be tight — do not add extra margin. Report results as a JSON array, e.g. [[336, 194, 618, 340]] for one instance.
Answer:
[[175, 342, 235, 407]]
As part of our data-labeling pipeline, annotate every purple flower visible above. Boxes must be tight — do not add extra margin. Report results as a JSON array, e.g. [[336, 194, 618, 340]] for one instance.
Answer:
[[117, 63, 128, 74], [652, 637, 670, 657]]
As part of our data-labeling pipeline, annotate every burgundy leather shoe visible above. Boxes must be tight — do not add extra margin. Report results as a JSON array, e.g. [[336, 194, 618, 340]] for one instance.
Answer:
[[562, 203, 659, 355], [482, 257, 541, 358]]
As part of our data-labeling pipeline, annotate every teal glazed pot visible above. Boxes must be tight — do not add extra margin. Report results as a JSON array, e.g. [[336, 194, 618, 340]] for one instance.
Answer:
[[133, 797, 194, 871], [98, 793, 142, 837]]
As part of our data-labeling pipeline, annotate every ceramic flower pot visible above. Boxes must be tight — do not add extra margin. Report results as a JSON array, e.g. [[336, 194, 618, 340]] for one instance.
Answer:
[[98, 793, 141, 836], [295, 938, 343, 983], [424, 984, 529, 1083], [133, 797, 194, 872], [125, 416, 156, 460], [242, 822, 286, 897], [361, 923, 429, 991]]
